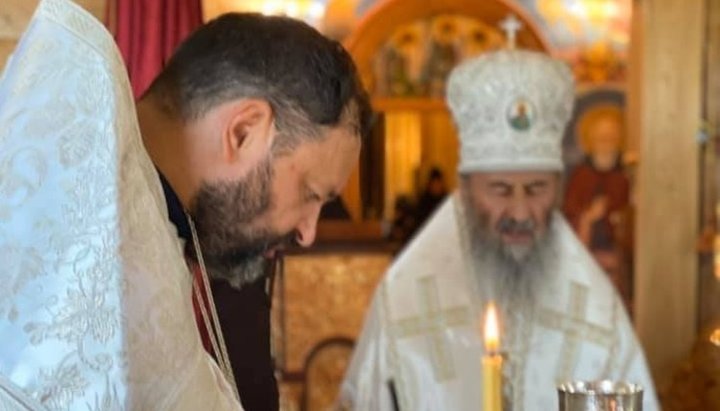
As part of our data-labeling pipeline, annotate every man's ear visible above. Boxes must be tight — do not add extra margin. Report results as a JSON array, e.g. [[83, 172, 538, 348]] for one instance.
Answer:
[[221, 99, 274, 164]]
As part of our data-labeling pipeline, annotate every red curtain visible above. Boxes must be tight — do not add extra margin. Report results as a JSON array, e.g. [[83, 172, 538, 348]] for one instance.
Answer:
[[108, 0, 204, 98]]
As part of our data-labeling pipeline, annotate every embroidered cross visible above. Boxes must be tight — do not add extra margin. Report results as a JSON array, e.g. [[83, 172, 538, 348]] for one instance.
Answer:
[[391, 276, 471, 381], [536, 282, 614, 379], [499, 14, 523, 50]]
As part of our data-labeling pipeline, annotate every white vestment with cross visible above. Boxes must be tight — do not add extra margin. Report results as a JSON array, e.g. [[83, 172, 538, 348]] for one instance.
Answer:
[[340, 195, 659, 411], [0, 0, 242, 409]]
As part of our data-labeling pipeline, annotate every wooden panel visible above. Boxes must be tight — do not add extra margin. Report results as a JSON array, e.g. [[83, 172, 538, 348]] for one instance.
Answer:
[[202, 0, 230, 21], [0, 0, 105, 41], [77, 0, 106, 22], [273, 251, 392, 411], [625, 0, 643, 159], [0, 0, 106, 73], [0, 0, 38, 39], [708, 0, 720, 124], [697, 0, 720, 331], [0, 39, 17, 72], [634, 0, 703, 385], [275, 252, 392, 372]]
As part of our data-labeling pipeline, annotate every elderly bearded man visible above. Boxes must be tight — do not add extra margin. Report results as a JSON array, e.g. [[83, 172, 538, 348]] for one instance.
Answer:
[[339, 50, 659, 411]]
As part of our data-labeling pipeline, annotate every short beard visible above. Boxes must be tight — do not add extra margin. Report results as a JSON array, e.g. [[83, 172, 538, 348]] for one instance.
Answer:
[[461, 196, 556, 310], [190, 157, 289, 288]]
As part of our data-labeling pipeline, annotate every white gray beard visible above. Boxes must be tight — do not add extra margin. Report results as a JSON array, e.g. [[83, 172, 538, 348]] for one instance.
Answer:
[[470, 235, 551, 311], [461, 203, 558, 315], [458, 198, 560, 402]]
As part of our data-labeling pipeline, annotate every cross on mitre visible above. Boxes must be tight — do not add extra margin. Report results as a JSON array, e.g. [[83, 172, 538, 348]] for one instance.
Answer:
[[500, 14, 523, 50]]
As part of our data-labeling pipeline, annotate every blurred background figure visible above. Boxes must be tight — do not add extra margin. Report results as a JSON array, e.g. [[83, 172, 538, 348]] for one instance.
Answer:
[[415, 167, 449, 228], [563, 105, 632, 310]]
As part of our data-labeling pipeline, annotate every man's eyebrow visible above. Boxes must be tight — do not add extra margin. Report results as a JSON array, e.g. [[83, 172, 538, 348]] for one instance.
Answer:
[[526, 181, 549, 188]]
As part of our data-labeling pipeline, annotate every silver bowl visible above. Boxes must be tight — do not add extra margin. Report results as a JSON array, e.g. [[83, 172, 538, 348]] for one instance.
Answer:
[[557, 380, 643, 411]]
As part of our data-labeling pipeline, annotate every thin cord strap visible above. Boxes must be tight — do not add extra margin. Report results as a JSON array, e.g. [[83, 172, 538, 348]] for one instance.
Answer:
[[187, 213, 240, 401]]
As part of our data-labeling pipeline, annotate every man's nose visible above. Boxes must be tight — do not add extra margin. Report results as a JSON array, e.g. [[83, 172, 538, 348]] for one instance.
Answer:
[[295, 204, 322, 247], [508, 198, 531, 222]]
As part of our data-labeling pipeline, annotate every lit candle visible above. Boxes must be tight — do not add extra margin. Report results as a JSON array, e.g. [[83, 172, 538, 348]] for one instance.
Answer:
[[482, 302, 503, 411]]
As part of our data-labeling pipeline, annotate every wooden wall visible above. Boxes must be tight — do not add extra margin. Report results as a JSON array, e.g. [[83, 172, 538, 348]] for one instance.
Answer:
[[698, 0, 720, 330], [633, 0, 704, 385], [0, 0, 106, 70]]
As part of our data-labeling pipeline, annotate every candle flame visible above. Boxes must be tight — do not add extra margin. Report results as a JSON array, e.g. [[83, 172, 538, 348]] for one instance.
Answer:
[[484, 302, 500, 353]]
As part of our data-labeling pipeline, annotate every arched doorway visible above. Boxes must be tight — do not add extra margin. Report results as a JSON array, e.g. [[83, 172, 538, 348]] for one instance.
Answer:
[[344, 0, 552, 222]]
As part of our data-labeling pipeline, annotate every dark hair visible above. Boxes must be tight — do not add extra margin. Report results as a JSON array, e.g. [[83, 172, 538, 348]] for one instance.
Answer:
[[144, 13, 372, 151]]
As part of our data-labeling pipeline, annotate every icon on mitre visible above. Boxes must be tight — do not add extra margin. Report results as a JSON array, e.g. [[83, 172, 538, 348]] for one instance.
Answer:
[[507, 98, 534, 131]]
